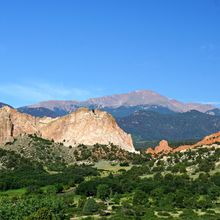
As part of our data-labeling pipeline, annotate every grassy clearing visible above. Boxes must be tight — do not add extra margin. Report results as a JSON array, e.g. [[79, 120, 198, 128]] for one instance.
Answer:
[[0, 188, 26, 197], [140, 174, 154, 179], [94, 160, 132, 172]]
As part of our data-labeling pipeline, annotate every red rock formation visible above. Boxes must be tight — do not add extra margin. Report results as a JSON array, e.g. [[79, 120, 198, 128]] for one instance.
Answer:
[[146, 131, 220, 156], [146, 147, 155, 155], [146, 140, 173, 155], [173, 145, 194, 152], [155, 140, 173, 154], [196, 131, 220, 146]]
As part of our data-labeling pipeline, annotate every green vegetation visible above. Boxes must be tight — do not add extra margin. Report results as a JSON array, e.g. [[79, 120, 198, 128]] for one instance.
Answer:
[[1, 135, 220, 219]]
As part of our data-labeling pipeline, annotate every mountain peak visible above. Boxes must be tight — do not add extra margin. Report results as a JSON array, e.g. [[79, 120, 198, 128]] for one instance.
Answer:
[[18, 90, 216, 117], [132, 89, 158, 94]]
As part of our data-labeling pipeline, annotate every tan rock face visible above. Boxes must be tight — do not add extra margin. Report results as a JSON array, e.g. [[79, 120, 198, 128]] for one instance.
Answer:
[[0, 106, 135, 152], [0, 106, 41, 143]]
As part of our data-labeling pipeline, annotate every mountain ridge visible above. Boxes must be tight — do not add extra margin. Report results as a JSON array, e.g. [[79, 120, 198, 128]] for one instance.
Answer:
[[0, 102, 13, 109], [117, 109, 220, 142], [19, 90, 215, 115]]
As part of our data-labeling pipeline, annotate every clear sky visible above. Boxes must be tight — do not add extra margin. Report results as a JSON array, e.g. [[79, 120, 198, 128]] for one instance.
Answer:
[[0, 0, 220, 107]]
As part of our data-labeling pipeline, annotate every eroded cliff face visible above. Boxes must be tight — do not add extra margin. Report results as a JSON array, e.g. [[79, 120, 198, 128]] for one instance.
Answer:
[[0, 106, 135, 152], [41, 108, 135, 152]]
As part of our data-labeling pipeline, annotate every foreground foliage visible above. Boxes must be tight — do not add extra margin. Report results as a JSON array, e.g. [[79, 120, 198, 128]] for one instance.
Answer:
[[1, 143, 220, 219]]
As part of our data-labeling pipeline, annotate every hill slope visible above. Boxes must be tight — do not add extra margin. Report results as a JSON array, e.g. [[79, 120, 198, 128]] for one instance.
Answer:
[[117, 110, 220, 142]]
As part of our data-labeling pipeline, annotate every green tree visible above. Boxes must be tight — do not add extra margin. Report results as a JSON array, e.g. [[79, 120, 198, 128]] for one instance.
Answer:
[[133, 190, 148, 205], [97, 184, 111, 200], [83, 198, 99, 215]]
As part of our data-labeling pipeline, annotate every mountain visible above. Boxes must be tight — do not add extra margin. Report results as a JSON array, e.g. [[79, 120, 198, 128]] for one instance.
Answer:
[[18, 106, 66, 118], [17, 104, 177, 118], [27, 100, 79, 112], [117, 110, 220, 142], [19, 90, 215, 117], [85, 90, 214, 112], [0, 106, 135, 152], [0, 102, 12, 109], [102, 105, 176, 118], [206, 108, 220, 116]]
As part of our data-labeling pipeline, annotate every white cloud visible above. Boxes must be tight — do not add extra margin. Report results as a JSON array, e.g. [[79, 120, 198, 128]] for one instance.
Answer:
[[0, 82, 91, 106]]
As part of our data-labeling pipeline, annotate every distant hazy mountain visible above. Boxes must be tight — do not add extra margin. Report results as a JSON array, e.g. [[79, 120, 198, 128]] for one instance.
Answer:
[[19, 90, 215, 117], [0, 102, 13, 109], [17, 107, 66, 118], [102, 105, 177, 118], [117, 110, 220, 142], [18, 105, 177, 118], [206, 108, 220, 116], [85, 90, 213, 112], [27, 100, 79, 113]]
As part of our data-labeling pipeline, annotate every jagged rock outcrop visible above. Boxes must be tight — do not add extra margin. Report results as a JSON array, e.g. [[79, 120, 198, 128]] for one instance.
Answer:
[[146, 131, 220, 156], [146, 140, 172, 155], [0, 106, 135, 152]]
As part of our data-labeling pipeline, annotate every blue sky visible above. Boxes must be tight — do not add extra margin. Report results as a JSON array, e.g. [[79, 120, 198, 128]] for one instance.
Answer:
[[0, 0, 220, 107]]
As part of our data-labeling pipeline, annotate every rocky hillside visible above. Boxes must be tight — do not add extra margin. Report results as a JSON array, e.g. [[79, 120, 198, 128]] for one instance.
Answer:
[[0, 134, 143, 171], [0, 106, 135, 152]]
